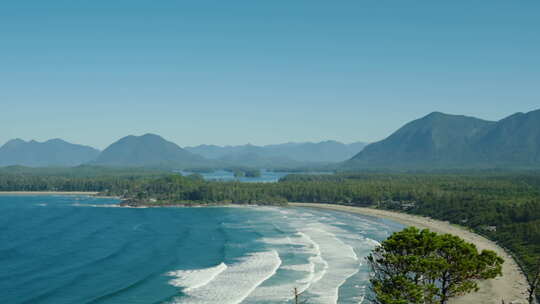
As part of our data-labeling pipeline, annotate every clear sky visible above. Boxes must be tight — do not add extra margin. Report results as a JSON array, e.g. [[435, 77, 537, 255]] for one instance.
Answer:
[[1, 1, 539, 149]]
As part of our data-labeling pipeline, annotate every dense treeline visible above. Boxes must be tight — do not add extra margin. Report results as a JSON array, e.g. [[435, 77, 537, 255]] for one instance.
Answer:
[[0, 165, 168, 178], [1, 168, 539, 298], [0, 166, 167, 192]]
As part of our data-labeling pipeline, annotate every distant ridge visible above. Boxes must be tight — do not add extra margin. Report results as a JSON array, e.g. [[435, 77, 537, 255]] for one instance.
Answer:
[[473, 109, 540, 164], [185, 141, 367, 166], [91, 133, 209, 168], [345, 109, 540, 169], [0, 138, 100, 167], [3, 109, 538, 170]]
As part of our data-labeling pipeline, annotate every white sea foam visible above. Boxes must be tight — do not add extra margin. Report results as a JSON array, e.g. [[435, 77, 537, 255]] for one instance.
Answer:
[[260, 236, 292, 245], [244, 222, 361, 304], [167, 263, 227, 291], [172, 250, 281, 304], [171, 207, 384, 304], [245, 231, 327, 303], [299, 224, 360, 304], [280, 263, 313, 272], [295, 231, 328, 284]]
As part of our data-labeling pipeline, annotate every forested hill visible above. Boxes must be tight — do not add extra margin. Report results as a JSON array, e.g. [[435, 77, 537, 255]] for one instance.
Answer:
[[346, 109, 540, 169], [91, 134, 210, 168], [0, 138, 100, 167], [473, 110, 540, 164]]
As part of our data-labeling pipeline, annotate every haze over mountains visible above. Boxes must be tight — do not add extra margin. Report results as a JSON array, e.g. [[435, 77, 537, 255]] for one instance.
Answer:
[[0, 134, 366, 169], [0, 139, 99, 167], [91, 134, 209, 168], [185, 141, 367, 167], [1, 109, 539, 170], [346, 109, 540, 169]]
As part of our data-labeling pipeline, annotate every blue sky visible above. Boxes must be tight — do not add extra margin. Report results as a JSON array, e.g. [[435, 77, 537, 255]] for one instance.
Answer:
[[1, 1, 539, 149]]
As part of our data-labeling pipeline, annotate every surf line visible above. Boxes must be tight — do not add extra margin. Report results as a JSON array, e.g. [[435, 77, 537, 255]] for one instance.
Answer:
[[168, 250, 282, 304]]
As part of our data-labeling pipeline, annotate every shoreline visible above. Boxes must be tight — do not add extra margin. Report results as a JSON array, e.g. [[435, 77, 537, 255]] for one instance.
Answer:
[[0, 191, 120, 199], [291, 203, 529, 304], [0, 194, 530, 302], [0, 191, 100, 196]]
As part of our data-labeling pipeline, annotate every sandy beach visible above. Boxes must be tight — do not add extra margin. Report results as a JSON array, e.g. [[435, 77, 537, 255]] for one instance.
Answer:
[[291, 203, 530, 304], [0, 191, 99, 196]]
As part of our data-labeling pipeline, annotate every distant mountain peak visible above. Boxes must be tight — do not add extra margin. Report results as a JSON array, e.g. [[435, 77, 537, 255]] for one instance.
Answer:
[[45, 138, 69, 144], [185, 140, 367, 164], [420, 111, 457, 121], [3, 138, 26, 148], [421, 111, 492, 123], [141, 133, 162, 138], [503, 109, 540, 121], [92, 134, 207, 168], [0, 138, 100, 167], [346, 108, 540, 169], [318, 140, 341, 144], [425, 111, 446, 117]]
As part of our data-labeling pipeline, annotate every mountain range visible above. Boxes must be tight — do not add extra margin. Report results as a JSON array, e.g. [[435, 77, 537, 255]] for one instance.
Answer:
[[1, 109, 538, 170], [0, 135, 366, 169], [0, 139, 100, 167], [346, 109, 540, 169], [185, 141, 367, 167]]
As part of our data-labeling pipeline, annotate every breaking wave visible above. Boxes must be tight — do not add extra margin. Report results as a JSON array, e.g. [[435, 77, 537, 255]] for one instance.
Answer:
[[170, 250, 282, 304], [167, 262, 227, 291]]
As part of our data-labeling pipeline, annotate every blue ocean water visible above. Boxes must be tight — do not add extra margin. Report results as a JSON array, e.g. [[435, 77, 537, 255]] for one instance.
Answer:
[[0, 195, 403, 304]]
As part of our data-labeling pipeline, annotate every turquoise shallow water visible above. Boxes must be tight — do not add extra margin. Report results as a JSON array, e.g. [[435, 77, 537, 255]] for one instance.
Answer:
[[0, 195, 403, 304]]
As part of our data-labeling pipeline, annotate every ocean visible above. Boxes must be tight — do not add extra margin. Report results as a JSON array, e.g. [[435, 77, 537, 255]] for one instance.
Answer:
[[0, 195, 403, 304]]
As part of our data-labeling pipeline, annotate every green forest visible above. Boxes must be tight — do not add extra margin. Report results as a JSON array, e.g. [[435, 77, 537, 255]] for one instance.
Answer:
[[1, 167, 539, 298]]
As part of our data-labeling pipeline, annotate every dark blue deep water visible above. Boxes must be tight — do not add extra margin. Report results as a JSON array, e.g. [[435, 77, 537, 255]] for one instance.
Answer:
[[0, 195, 403, 304]]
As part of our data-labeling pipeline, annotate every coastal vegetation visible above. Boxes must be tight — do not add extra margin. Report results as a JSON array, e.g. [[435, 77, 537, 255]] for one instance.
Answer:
[[367, 227, 503, 304], [0, 168, 539, 299]]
